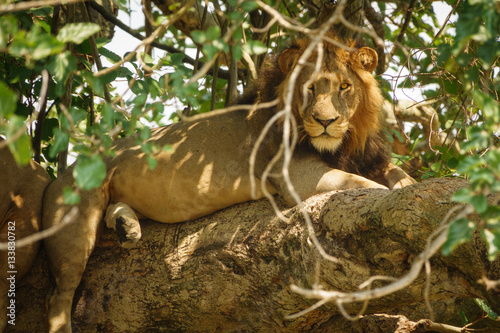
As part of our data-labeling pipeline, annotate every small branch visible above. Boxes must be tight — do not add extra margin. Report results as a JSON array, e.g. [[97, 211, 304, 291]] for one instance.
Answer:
[[94, 0, 194, 78], [477, 276, 500, 292], [79, 2, 111, 102], [87, 1, 240, 81], [288, 205, 474, 318], [389, 0, 417, 59], [0, 0, 86, 13], [255, 0, 313, 34], [185, 22, 240, 85], [415, 319, 468, 333], [33, 70, 51, 162], [431, 0, 461, 44]]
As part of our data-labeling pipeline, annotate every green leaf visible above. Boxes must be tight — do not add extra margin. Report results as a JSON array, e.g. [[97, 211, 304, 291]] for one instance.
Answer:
[[50, 128, 69, 158], [0, 15, 17, 48], [101, 103, 116, 129], [458, 310, 468, 325], [452, 188, 473, 204], [456, 155, 484, 174], [442, 218, 475, 256], [57, 23, 101, 44], [63, 186, 80, 205], [73, 154, 107, 191], [469, 169, 496, 189], [447, 157, 459, 169], [242, 40, 268, 55], [484, 150, 500, 168], [481, 228, 500, 261], [32, 34, 64, 59], [147, 155, 157, 170], [232, 45, 243, 62], [202, 44, 220, 60], [41, 118, 59, 141], [99, 47, 122, 64], [192, 30, 209, 44], [0, 81, 18, 118], [240, 0, 259, 11], [7, 133, 32, 165], [472, 90, 500, 125], [140, 127, 151, 141], [60, 106, 87, 131], [471, 194, 488, 214], [474, 298, 499, 320], [47, 51, 78, 83]]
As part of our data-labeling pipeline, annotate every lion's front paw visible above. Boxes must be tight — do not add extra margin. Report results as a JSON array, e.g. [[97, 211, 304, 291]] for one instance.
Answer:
[[384, 163, 417, 190], [105, 202, 142, 248], [390, 175, 417, 189]]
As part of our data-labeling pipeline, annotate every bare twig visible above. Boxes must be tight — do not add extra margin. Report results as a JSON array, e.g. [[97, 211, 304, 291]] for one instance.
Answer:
[[185, 22, 240, 85], [431, 0, 461, 44], [34, 69, 51, 162], [255, 0, 313, 34], [477, 276, 500, 292], [0, 0, 86, 13], [415, 318, 473, 333], [95, 0, 194, 78], [288, 205, 474, 318], [278, 0, 350, 264], [389, 0, 417, 59], [87, 1, 239, 81], [79, 1, 112, 102]]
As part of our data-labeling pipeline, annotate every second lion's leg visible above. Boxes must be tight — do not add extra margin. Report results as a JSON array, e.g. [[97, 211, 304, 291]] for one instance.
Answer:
[[43, 179, 109, 333], [105, 202, 141, 248]]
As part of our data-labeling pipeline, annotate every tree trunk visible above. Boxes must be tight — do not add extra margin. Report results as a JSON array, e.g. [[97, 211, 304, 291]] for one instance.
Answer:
[[12, 178, 500, 332]]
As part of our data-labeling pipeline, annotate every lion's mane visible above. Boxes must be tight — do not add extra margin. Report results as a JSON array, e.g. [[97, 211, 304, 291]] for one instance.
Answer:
[[238, 33, 390, 181]]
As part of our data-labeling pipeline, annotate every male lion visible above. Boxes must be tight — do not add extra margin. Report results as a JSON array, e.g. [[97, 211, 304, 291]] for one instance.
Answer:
[[43, 34, 415, 332], [0, 141, 51, 331]]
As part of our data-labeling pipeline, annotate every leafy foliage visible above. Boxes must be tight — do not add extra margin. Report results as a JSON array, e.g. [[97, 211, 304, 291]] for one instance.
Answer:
[[0, 0, 499, 259]]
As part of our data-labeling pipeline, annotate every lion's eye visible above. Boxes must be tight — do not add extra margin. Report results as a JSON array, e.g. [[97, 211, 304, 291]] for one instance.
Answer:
[[308, 84, 315, 94], [340, 83, 350, 91]]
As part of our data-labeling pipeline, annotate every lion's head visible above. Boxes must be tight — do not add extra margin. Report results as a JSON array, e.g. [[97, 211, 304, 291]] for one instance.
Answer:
[[254, 34, 383, 156]]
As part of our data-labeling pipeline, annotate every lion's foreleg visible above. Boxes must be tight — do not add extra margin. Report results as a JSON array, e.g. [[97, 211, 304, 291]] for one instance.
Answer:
[[44, 209, 103, 333], [105, 202, 141, 248], [383, 162, 416, 189], [43, 177, 110, 333], [275, 155, 389, 205]]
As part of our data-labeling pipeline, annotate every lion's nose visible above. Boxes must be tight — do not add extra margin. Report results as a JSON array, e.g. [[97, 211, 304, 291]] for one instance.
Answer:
[[313, 116, 339, 128]]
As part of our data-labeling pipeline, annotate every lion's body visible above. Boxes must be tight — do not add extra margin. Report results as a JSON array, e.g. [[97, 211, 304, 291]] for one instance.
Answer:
[[43, 34, 415, 332], [0, 142, 51, 330], [106, 108, 276, 223]]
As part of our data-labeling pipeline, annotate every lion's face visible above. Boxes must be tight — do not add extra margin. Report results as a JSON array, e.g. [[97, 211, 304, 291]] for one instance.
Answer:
[[299, 70, 362, 153], [277, 38, 383, 155]]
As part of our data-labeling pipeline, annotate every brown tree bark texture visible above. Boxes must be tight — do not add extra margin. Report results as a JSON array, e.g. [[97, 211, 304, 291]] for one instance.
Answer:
[[12, 178, 500, 332]]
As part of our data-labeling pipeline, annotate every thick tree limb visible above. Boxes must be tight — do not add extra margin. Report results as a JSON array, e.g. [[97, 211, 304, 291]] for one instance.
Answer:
[[12, 178, 500, 332]]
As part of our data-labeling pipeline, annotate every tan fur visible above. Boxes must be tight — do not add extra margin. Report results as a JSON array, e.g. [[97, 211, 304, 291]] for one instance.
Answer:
[[0, 141, 51, 331], [275, 35, 383, 156], [43, 34, 415, 332]]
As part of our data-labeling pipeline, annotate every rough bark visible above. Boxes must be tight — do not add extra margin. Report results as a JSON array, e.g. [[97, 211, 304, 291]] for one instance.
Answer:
[[12, 178, 500, 332]]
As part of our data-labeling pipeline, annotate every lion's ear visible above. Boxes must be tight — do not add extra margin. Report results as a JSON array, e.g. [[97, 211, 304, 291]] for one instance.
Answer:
[[278, 48, 300, 74], [353, 47, 378, 73]]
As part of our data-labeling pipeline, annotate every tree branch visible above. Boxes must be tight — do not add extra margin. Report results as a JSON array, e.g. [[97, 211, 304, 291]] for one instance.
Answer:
[[389, 0, 417, 59], [87, 0, 242, 81], [0, 0, 86, 13]]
